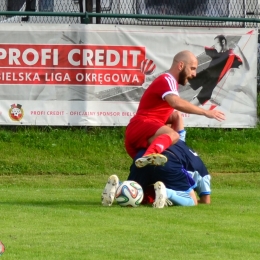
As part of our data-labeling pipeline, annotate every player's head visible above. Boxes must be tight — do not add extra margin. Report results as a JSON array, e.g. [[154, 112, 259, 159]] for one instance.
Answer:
[[171, 50, 198, 85], [214, 35, 227, 52]]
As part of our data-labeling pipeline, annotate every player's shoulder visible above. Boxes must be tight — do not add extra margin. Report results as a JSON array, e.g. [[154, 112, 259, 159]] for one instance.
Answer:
[[156, 72, 175, 80], [163, 72, 176, 80], [155, 73, 177, 86]]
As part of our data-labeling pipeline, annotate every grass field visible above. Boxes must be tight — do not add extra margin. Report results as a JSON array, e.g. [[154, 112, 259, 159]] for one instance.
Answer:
[[0, 126, 260, 259], [1, 173, 260, 260]]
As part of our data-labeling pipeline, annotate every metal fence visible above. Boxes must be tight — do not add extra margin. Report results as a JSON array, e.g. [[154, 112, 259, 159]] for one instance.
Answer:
[[1, 0, 260, 26], [0, 0, 82, 23], [0, 0, 260, 89]]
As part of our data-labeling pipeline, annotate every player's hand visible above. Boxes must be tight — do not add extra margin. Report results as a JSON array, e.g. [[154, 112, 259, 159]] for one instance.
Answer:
[[205, 110, 226, 121]]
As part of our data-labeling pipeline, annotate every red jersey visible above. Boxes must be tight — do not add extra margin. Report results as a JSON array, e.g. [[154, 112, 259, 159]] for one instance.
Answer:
[[125, 72, 179, 158], [135, 72, 179, 123]]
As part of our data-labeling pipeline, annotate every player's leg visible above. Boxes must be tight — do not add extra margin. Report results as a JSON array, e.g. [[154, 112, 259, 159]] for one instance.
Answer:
[[101, 175, 120, 206], [125, 119, 179, 167], [125, 118, 156, 159], [188, 171, 211, 204], [166, 111, 186, 142], [153, 181, 169, 208], [135, 125, 179, 168], [152, 152, 198, 208], [153, 181, 197, 208], [166, 189, 197, 206]]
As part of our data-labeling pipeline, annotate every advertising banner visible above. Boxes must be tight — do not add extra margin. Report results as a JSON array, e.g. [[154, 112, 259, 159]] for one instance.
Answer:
[[0, 24, 257, 127]]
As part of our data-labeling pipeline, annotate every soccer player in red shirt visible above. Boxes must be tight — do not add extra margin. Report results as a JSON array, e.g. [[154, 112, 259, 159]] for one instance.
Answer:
[[125, 50, 225, 168]]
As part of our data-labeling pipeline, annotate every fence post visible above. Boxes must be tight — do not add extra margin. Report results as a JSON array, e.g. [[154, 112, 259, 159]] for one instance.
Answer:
[[86, 0, 93, 24], [96, 0, 101, 24]]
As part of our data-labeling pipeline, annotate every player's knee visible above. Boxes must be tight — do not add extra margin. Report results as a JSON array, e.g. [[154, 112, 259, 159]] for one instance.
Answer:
[[174, 111, 182, 119], [169, 131, 180, 144], [169, 110, 182, 122]]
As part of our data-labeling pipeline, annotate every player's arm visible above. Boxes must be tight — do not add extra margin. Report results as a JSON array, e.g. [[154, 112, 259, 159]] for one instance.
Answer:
[[165, 94, 226, 122], [198, 194, 210, 204], [189, 189, 199, 205]]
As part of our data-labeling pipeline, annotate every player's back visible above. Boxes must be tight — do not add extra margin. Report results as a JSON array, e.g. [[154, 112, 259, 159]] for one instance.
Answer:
[[165, 140, 209, 177]]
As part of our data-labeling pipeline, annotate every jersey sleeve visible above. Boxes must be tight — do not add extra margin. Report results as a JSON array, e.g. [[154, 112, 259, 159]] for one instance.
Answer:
[[160, 74, 179, 100], [188, 171, 211, 196]]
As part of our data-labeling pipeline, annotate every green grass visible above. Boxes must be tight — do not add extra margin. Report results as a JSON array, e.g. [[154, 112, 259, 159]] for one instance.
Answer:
[[0, 125, 260, 175], [0, 173, 260, 260], [186, 127, 260, 172], [0, 126, 128, 176], [0, 125, 260, 259]]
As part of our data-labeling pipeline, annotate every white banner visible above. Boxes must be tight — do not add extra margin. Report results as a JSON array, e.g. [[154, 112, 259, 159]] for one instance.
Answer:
[[0, 24, 257, 127]]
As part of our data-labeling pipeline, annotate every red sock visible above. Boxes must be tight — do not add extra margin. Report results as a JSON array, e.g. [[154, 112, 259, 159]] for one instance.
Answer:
[[142, 186, 155, 204], [143, 134, 172, 156]]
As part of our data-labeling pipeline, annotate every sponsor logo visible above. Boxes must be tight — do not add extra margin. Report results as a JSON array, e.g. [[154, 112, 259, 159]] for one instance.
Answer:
[[140, 59, 156, 75], [155, 144, 164, 151], [9, 104, 24, 121], [0, 44, 146, 86]]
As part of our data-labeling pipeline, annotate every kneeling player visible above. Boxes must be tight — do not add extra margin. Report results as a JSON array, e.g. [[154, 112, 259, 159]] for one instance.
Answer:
[[129, 140, 211, 208], [101, 140, 211, 208]]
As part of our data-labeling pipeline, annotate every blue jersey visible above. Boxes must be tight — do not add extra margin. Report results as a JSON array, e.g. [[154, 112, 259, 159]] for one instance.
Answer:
[[165, 140, 209, 178], [127, 140, 211, 196], [165, 140, 211, 196], [128, 145, 196, 193]]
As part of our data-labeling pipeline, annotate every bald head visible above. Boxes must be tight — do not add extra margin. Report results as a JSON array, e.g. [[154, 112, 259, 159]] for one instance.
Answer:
[[168, 50, 198, 85], [173, 50, 197, 66]]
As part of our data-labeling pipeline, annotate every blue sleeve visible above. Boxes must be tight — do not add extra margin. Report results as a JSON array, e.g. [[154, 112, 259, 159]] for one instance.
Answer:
[[188, 171, 211, 196]]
